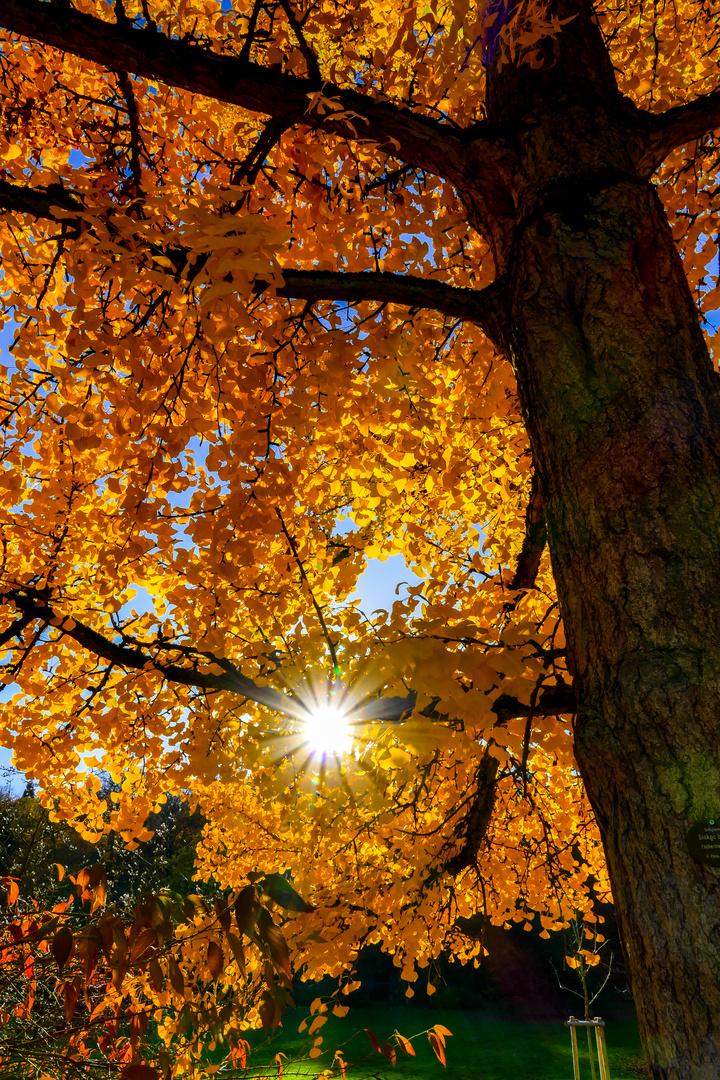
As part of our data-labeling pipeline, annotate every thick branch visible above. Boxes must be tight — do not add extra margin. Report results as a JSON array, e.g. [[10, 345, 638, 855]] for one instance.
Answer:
[[0, 0, 499, 189], [0, 178, 82, 220], [491, 684, 576, 724], [635, 86, 720, 177], [5, 588, 291, 713], [3, 590, 576, 726], [444, 748, 499, 873], [273, 270, 509, 348], [353, 682, 576, 724], [0, 177, 509, 343], [509, 468, 547, 589]]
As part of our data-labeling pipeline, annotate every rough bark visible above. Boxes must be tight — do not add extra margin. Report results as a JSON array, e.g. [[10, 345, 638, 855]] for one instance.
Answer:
[[481, 2, 720, 1076]]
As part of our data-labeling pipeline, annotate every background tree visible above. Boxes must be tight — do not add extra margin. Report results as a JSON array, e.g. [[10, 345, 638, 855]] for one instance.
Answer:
[[0, 1, 717, 1077]]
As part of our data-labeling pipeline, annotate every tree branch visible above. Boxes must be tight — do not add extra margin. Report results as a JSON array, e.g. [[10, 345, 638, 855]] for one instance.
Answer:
[[5, 587, 292, 713], [635, 85, 720, 177], [352, 681, 576, 724], [3, 589, 576, 726], [0, 0, 504, 191], [491, 684, 575, 724], [277, 0, 321, 86], [0, 177, 82, 220], [116, 70, 143, 197], [0, 177, 509, 345], [508, 468, 546, 590], [444, 748, 499, 873], [271, 270, 509, 349]]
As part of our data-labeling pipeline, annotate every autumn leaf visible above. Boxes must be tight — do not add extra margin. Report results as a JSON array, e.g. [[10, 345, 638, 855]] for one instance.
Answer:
[[395, 1033, 416, 1056], [213, 896, 232, 932], [226, 930, 246, 975], [63, 980, 79, 1024], [365, 1029, 381, 1053], [167, 956, 185, 997], [148, 958, 164, 992], [120, 1066, 160, 1080], [206, 941, 225, 980], [381, 1040, 397, 1066], [428, 1031, 446, 1067], [1, 877, 19, 907], [234, 886, 256, 936], [51, 927, 73, 973]]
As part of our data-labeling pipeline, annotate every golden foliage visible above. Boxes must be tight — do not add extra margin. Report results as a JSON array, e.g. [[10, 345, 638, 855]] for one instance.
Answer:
[[0, 0, 717, 1073]]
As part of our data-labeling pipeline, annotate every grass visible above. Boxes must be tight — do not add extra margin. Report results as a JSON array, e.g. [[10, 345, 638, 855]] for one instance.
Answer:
[[239, 1006, 647, 1080]]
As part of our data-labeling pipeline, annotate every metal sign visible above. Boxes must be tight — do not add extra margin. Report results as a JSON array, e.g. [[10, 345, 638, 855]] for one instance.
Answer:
[[686, 819, 720, 867]]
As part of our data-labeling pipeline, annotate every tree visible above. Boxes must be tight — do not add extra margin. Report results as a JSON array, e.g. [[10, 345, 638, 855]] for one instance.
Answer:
[[0, 0, 717, 1075]]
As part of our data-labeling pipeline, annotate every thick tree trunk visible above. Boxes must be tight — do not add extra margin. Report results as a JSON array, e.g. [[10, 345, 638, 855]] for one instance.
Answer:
[[479, 3, 720, 1077], [511, 161, 720, 1080]]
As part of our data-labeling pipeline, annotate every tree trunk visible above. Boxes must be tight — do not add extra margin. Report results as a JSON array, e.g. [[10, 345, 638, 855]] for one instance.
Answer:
[[478, 3, 720, 1077]]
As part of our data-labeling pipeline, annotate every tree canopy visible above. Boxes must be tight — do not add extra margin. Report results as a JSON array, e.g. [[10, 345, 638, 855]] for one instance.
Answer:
[[0, 0, 718, 1076]]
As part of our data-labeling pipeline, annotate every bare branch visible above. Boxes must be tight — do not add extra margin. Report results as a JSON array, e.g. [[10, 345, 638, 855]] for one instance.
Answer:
[[635, 85, 720, 177], [0, 0, 506, 191]]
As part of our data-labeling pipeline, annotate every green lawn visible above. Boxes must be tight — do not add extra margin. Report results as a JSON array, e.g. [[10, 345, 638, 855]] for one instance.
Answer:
[[239, 1006, 647, 1080]]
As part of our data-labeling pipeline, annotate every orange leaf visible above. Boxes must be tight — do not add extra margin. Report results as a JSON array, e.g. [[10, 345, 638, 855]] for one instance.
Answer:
[[428, 1031, 446, 1067], [63, 980, 79, 1024], [382, 1041, 397, 1066], [1, 877, 19, 906], [365, 1028, 380, 1053], [395, 1034, 416, 1056]]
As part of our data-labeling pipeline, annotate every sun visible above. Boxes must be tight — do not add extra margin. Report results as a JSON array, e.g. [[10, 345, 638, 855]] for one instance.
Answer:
[[302, 703, 353, 757]]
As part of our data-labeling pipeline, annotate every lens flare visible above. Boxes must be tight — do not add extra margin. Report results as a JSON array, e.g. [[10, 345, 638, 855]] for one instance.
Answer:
[[303, 704, 353, 757]]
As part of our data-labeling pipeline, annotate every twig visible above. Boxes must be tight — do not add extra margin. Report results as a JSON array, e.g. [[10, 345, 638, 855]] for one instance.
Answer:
[[277, 0, 322, 84], [275, 508, 339, 677]]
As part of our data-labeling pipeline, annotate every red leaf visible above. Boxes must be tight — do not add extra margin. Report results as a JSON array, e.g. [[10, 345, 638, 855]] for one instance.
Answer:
[[52, 926, 73, 972], [382, 1041, 397, 1066], [207, 940, 224, 980], [258, 989, 275, 1033], [148, 958, 164, 992], [226, 931, 246, 976], [365, 1028, 380, 1053], [234, 885, 256, 936], [64, 980, 79, 1024], [120, 1067, 160, 1080], [168, 955, 185, 996], [214, 896, 232, 932], [1, 877, 19, 906]]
